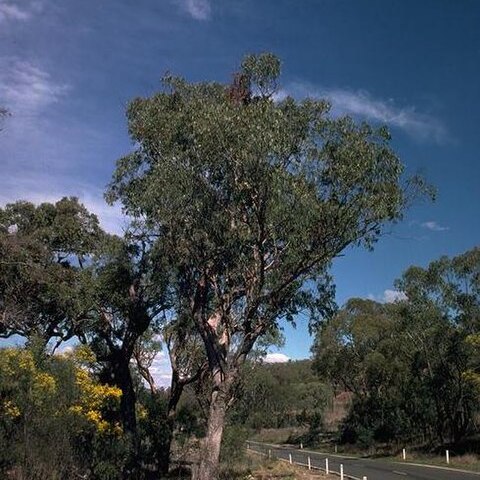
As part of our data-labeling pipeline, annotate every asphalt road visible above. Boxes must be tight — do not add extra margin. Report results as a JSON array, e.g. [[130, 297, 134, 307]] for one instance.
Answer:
[[247, 441, 480, 480]]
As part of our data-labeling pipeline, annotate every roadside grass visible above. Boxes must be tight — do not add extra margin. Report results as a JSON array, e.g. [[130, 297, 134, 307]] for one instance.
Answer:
[[389, 451, 480, 473], [250, 428, 306, 445], [219, 453, 335, 479]]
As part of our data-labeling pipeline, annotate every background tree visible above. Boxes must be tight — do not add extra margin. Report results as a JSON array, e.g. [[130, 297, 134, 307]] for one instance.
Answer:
[[108, 52, 427, 479], [313, 246, 480, 448], [396, 247, 480, 443], [0, 199, 172, 475], [0, 198, 104, 349]]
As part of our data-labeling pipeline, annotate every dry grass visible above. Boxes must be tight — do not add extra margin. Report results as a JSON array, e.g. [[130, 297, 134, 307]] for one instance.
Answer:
[[391, 451, 480, 472], [222, 453, 335, 480], [250, 428, 305, 444]]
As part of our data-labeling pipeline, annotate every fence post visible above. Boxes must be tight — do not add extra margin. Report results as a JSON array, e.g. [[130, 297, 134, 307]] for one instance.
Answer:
[[308, 456, 311, 470], [340, 464, 344, 480], [289, 453, 292, 464], [402, 448, 406, 460], [446, 450, 450, 464], [326, 458, 329, 474]]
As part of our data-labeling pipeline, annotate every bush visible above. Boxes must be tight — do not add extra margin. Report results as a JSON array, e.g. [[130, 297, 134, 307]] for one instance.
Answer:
[[220, 425, 250, 464], [0, 347, 128, 480]]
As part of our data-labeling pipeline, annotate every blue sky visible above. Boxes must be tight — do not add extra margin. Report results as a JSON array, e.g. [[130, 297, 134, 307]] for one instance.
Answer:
[[1, 0, 479, 368]]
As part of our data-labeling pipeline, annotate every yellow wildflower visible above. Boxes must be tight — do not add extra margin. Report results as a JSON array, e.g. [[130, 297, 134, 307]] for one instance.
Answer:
[[3, 400, 21, 419], [34, 372, 57, 393]]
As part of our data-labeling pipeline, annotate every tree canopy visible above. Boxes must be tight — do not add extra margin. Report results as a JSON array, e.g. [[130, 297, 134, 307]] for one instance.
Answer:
[[107, 52, 428, 479], [313, 247, 480, 447]]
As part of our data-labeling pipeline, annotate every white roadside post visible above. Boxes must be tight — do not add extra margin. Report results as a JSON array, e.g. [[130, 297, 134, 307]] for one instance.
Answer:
[[446, 450, 450, 464], [300, 442, 303, 449], [268, 449, 271, 459], [326, 458, 329, 474], [246, 442, 249, 450], [363, 477, 368, 480], [340, 463, 344, 480], [289, 453, 292, 464], [402, 448, 406, 460], [335, 445, 338, 453], [308, 456, 311, 470]]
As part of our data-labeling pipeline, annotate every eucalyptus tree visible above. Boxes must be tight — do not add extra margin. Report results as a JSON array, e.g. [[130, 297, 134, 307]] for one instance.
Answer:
[[0, 199, 171, 472], [107, 53, 428, 479], [77, 226, 170, 474], [0, 197, 104, 348], [314, 248, 480, 446], [396, 247, 480, 443]]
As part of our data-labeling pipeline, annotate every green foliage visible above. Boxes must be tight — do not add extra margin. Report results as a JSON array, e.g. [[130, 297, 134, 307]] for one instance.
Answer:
[[313, 247, 480, 447], [0, 346, 129, 479], [240, 52, 281, 97], [107, 51, 422, 347], [107, 54, 426, 478], [136, 390, 171, 474], [0, 197, 105, 345], [230, 360, 330, 431], [220, 425, 250, 463]]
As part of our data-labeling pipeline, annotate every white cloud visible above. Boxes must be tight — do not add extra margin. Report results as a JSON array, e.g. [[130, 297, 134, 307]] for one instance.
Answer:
[[177, 0, 211, 20], [0, 58, 69, 116], [0, 1, 43, 24], [368, 289, 407, 303], [0, 2, 29, 21], [149, 351, 172, 388], [276, 82, 446, 143], [0, 58, 131, 236], [264, 352, 290, 363], [0, 175, 129, 235], [421, 221, 449, 232], [383, 289, 407, 303]]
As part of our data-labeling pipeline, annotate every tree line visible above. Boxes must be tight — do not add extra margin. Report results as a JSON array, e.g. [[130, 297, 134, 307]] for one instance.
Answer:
[[1, 52, 432, 479], [313, 247, 480, 449]]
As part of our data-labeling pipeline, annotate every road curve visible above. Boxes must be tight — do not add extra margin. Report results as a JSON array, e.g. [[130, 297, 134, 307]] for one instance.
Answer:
[[247, 441, 480, 480]]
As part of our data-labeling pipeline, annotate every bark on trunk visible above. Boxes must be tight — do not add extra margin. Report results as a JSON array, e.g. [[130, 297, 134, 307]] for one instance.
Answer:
[[157, 373, 184, 474], [195, 388, 228, 480], [110, 356, 140, 478], [157, 416, 174, 475]]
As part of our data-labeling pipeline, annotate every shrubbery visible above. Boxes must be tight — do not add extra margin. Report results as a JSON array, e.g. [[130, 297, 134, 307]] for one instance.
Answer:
[[0, 347, 129, 479]]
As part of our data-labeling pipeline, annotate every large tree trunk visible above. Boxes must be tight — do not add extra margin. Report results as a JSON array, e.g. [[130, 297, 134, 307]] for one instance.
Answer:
[[158, 372, 184, 474], [195, 386, 228, 480], [110, 354, 140, 478]]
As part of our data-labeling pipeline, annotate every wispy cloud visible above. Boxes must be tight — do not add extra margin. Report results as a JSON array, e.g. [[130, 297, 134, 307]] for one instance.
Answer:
[[0, 58, 69, 116], [176, 0, 211, 20], [0, 57, 131, 235], [0, 1, 43, 24], [421, 220, 449, 232], [276, 82, 447, 143]]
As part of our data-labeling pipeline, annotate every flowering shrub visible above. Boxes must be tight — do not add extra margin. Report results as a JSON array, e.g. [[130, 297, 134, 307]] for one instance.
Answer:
[[0, 347, 127, 479]]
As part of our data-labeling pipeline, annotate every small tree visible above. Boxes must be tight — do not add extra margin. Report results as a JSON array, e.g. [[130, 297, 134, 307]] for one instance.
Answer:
[[0, 199, 170, 475], [108, 53, 429, 479], [0, 197, 104, 348]]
